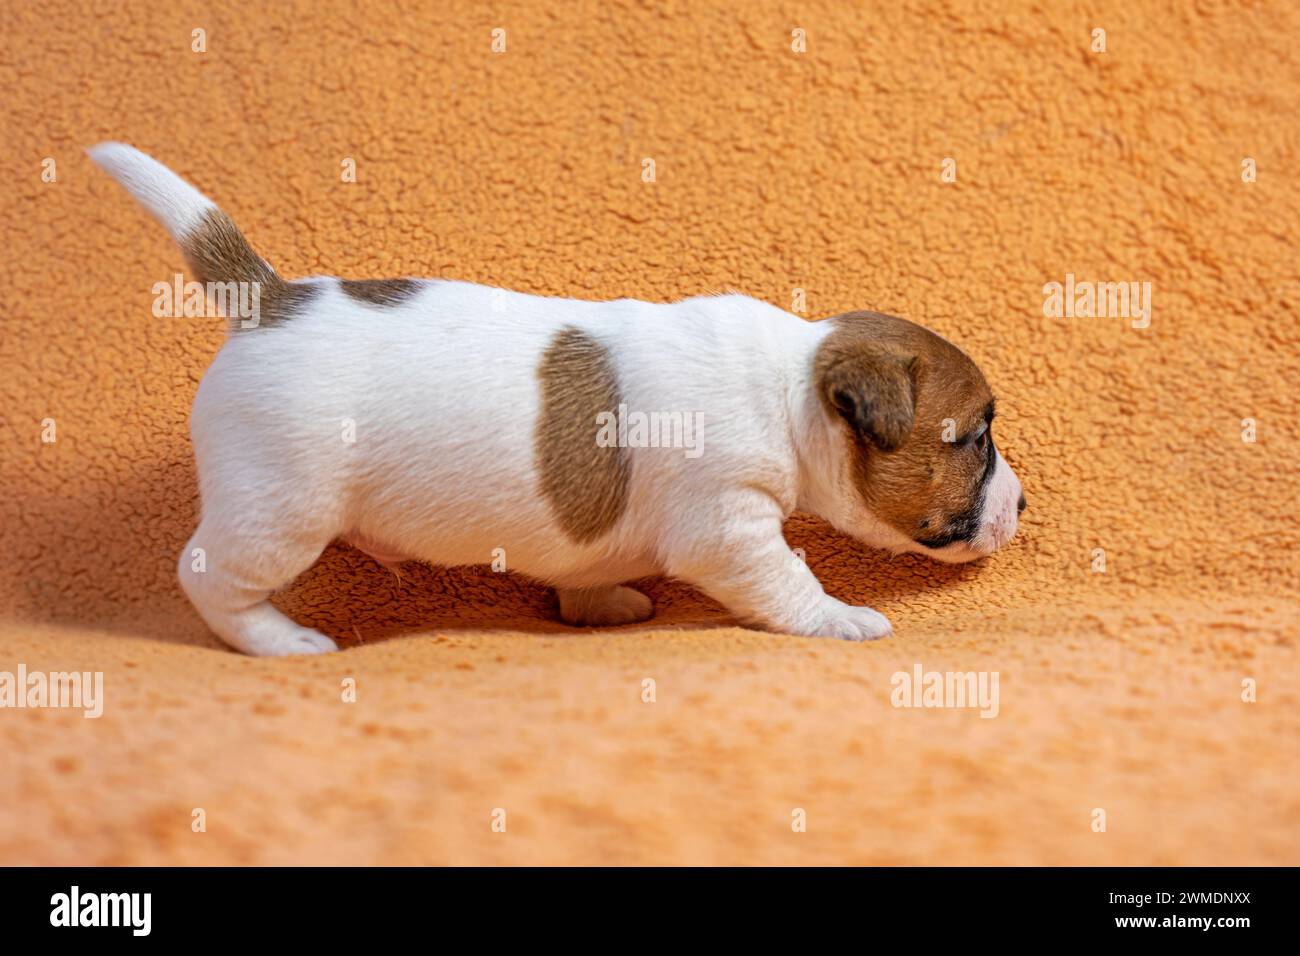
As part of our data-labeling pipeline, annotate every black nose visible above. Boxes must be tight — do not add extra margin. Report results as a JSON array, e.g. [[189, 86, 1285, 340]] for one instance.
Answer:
[[1017, 494, 1027, 514]]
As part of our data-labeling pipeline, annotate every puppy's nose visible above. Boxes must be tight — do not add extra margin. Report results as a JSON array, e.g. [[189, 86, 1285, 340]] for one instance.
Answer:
[[1017, 494, 1027, 514]]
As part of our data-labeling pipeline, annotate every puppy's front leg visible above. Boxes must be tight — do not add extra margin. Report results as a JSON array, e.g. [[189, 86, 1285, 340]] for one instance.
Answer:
[[667, 505, 892, 641]]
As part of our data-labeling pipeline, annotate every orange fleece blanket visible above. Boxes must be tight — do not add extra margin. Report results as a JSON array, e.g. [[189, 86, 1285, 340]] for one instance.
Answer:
[[1, 0, 1297, 864]]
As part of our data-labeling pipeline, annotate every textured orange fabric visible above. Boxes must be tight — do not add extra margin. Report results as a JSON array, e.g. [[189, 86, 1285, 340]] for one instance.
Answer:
[[1, 1, 1297, 864]]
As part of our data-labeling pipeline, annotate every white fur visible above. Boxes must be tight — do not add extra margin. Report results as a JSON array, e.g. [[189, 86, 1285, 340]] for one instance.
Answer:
[[972, 451, 1023, 553], [87, 142, 216, 241], [93, 144, 1022, 655]]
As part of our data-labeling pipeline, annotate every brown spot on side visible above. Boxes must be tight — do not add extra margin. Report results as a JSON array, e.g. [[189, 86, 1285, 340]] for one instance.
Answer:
[[813, 311, 994, 541], [535, 327, 631, 544], [339, 278, 421, 306], [181, 208, 317, 329]]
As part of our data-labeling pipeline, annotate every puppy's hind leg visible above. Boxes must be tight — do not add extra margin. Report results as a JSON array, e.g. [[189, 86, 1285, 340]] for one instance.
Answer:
[[178, 518, 338, 656], [557, 585, 654, 627]]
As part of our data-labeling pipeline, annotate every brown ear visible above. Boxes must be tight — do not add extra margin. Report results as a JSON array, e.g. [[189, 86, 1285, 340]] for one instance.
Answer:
[[821, 352, 917, 452]]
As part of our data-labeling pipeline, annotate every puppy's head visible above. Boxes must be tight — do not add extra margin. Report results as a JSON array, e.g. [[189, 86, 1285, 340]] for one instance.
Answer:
[[813, 311, 1024, 563]]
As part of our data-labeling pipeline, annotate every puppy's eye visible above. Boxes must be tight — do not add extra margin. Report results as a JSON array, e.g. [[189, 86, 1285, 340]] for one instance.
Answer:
[[956, 424, 988, 451]]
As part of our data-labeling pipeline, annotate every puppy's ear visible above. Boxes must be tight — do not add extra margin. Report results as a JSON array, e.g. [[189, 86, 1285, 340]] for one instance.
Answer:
[[821, 351, 917, 452]]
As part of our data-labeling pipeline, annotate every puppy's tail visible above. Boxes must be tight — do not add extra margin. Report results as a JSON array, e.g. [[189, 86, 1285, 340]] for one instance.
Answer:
[[87, 142, 287, 321]]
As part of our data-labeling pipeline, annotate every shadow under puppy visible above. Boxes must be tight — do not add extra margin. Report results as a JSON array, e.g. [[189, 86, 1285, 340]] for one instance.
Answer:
[[90, 142, 1025, 656]]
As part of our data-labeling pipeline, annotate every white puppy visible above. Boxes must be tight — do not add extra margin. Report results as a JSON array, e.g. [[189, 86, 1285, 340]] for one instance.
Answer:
[[89, 143, 1025, 656]]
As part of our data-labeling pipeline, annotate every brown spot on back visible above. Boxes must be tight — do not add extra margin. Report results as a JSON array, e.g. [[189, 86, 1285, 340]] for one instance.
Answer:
[[536, 327, 631, 544], [814, 311, 993, 540], [181, 208, 317, 330], [339, 278, 421, 306]]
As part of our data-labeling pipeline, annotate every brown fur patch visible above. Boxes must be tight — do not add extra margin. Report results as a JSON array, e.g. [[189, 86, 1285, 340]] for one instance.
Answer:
[[813, 311, 994, 541], [181, 208, 316, 329], [535, 327, 631, 544], [339, 278, 421, 306]]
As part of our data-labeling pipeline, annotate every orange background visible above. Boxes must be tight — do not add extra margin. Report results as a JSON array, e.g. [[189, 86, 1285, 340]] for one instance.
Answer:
[[1, 0, 1297, 863]]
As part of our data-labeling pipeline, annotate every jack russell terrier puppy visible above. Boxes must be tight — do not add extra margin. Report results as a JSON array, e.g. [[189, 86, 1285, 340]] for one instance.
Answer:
[[89, 142, 1025, 656]]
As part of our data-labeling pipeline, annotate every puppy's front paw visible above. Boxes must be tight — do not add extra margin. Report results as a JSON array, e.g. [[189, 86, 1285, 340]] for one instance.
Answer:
[[813, 601, 893, 642], [244, 625, 339, 657]]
